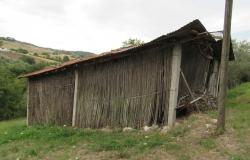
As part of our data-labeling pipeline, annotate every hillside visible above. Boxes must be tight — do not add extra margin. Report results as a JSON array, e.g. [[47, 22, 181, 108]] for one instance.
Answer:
[[0, 83, 249, 160], [0, 37, 94, 63]]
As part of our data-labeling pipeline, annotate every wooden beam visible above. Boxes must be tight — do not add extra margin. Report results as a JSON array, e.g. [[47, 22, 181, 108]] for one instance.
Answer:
[[180, 70, 200, 112], [72, 69, 79, 127], [168, 44, 182, 127]]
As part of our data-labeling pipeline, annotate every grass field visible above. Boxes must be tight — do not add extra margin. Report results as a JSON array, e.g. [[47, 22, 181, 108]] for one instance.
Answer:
[[0, 83, 249, 160]]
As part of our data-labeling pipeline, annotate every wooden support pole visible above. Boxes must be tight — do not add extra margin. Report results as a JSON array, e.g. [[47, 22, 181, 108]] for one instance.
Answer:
[[168, 44, 182, 127], [217, 0, 233, 134], [26, 81, 30, 126], [72, 69, 79, 127]]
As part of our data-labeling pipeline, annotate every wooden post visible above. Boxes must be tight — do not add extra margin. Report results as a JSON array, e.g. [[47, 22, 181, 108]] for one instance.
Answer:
[[72, 69, 79, 127], [217, 0, 233, 134], [168, 44, 182, 127], [26, 81, 30, 125]]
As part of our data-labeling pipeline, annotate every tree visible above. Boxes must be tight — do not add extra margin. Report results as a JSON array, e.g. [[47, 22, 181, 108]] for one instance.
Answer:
[[63, 55, 70, 62], [122, 38, 144, 47]]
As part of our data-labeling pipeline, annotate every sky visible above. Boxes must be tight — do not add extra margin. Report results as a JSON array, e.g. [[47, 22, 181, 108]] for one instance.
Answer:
[[0, 0, 249, 53]]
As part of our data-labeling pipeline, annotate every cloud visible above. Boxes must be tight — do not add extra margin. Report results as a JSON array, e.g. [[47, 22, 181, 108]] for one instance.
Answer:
[[0, 0, 249, 53]]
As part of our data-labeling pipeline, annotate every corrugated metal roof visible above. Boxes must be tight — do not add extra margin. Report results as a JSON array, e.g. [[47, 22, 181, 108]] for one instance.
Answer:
[[19, 19, 221, 78]]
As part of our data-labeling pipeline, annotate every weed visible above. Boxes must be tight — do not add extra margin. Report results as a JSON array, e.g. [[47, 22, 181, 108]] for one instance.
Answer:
[[229, 154, 249, 160], [199, 138, 216, 149], [116, 150, 130, 159], [164, 142, 182, 151], [27, 149, 38, 157], [169, 126, 189, 137], [178, 155, 191, 160]]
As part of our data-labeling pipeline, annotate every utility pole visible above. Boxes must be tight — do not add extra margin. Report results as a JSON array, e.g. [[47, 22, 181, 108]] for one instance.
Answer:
[[217, 0, 233, 134]]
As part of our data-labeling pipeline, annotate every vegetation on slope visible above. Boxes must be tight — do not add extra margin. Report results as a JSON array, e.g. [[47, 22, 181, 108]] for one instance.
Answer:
[[0, 83, 249, 160], [0, 37, 94, 63], [0, 57, 49, 120], [228, 40, 250, 87], [0, 37, 94, 121]]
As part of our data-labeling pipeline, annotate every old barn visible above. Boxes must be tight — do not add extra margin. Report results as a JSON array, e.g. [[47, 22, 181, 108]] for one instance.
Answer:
[[21, 20, 234, 129]]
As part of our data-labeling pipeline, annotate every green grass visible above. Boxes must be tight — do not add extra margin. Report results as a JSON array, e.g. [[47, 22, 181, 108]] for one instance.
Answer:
[[0, 82, 250, 160], [226, 82, 250, 142], [0, 119, 183, 159], [224, 82, 250, 160], [199, 138, 216, 149]]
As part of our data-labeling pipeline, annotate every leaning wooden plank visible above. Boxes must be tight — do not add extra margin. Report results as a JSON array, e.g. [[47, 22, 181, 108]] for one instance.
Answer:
[[180, 70, 200, 112]]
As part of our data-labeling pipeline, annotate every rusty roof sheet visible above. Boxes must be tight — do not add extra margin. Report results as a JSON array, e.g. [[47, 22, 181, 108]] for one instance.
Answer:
[[19, 19, 218, 78]]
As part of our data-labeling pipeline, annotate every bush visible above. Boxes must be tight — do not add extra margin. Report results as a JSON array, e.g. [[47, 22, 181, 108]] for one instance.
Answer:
[[16, 48, 28, 54], [52, 56, 62, 62], [63, 56, 70, 62], [21, 56, 35, 65], [41, 52, 49, 56], [45, 55, 50, 59]]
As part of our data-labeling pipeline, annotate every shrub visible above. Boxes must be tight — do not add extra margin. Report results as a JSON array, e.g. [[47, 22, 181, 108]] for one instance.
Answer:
[[16, 48, 28, 54], [63, 55, 70, 62], [20, 56, 35, 65], [45, 55, 50, 59], [41, 52, 49, 56]]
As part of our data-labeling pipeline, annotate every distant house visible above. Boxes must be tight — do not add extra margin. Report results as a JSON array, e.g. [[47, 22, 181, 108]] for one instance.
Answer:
[[20, 20, 234, 128]]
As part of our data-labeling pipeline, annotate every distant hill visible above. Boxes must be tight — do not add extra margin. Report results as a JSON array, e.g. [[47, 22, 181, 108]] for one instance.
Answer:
[[71, 51, 94, 56], [0, 37, 94, 63]]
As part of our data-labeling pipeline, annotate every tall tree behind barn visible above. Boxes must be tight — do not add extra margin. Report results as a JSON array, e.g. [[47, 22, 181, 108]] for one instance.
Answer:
[[20, 20, 234, 129]]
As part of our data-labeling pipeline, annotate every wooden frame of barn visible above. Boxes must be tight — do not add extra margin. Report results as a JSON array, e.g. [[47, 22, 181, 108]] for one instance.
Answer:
[[20, 20, 234, 129]]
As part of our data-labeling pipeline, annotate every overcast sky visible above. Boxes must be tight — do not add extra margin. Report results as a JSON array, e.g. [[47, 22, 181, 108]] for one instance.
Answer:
[[0, 0, 249, 53]]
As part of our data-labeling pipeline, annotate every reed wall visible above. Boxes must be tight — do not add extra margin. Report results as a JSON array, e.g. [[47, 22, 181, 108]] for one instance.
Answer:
[[74, 46, 173, 128], [28, 70, 75, 126]]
